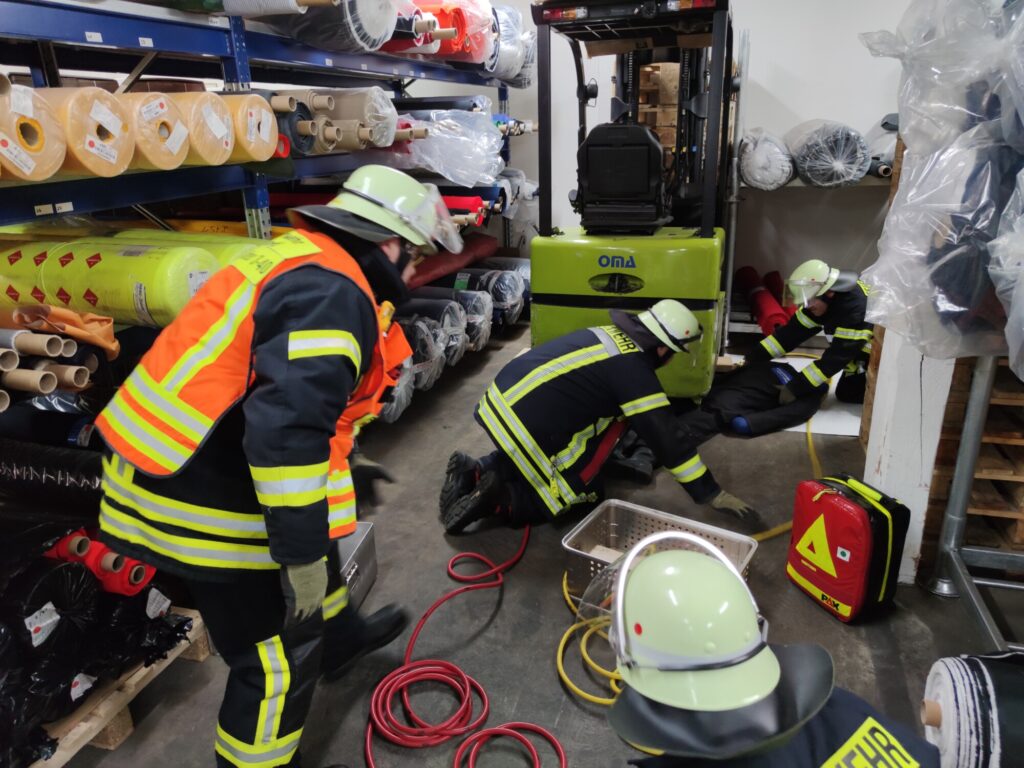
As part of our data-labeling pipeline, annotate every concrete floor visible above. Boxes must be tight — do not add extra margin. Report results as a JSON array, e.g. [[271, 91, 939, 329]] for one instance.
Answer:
[[73, 328, 995, 768]]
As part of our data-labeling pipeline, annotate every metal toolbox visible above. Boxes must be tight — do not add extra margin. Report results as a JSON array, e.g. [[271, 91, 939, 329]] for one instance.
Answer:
[[561, 499, 758, 597], [334, 521, 378, 611]]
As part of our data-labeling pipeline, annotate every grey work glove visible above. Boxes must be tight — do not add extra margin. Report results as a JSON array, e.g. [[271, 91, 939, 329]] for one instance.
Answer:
[[281, 560, 328, 627], [351, 453, 395, 510], [776, 384, 797, 406], [709, 489, 757, 521]]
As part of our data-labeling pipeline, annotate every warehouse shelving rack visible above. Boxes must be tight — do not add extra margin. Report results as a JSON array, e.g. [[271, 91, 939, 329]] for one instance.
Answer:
[[0, 0, 512, 236]]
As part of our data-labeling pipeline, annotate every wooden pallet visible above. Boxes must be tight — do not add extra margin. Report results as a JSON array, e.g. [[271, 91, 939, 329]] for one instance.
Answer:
[[30, 607, 210, 767]]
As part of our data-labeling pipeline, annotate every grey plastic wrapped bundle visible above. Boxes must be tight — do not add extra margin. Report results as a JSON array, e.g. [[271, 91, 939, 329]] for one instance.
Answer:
[[379, 358, 414, 423], [507, 29, 536, 89], [264, 0, 398, 52], [411, 286, 493, 351], [430, 267, 525, 327], [784, 120, 870, 188], [989, 165, 1024, 379], [739, 128, 794, 190], [397, 297, 468, 366], [396, 316, 446, 390], [491, 6, 524, 81]]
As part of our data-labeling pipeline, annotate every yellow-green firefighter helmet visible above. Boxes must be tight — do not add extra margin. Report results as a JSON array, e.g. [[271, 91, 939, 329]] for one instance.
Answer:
[[785, 259, 859, 307], [636, 299, 703, 353]]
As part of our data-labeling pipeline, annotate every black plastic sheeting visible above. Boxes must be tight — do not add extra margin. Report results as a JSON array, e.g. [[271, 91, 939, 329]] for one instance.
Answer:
[[0, 406, 102, 450], [429, 268, 525, 328], [410, 287, 494, 352], [0, 438, 102, 510], [396, 317, 447, 391], [787, 122, 871, 188], [391, 96, 491, 113], [396, 297, 469, 366]]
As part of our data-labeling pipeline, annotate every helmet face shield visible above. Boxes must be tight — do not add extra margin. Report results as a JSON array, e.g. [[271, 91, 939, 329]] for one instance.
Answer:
[[784, 279, 821, 308], [424, 184, 464, 254]]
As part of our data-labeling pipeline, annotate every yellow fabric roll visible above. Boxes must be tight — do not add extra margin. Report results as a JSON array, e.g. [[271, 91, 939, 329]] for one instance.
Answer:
[[0, 81, 67, 181], [117, 92, 190, 171], [113, 229, 263, 268], [222, 94, 279, 162], [0, 239, 218, 327], [170, 92, 235, 166], [37, 87, 134, 177]]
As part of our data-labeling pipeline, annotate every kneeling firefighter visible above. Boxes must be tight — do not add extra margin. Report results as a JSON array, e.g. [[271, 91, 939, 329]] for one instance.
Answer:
[[439, 300, 757, 534], [94, 165, 462, 768], [599, 534, 939, 767]]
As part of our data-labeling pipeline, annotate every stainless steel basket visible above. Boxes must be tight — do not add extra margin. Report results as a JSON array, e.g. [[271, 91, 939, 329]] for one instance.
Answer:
[[561, 499, 759, 597]]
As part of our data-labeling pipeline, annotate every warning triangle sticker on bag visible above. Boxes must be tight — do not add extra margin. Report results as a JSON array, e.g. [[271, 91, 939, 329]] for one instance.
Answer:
[[796, 513, 838, 577]]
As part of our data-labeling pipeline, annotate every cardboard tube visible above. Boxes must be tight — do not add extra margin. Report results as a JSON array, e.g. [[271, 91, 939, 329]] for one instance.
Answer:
[[223, 94, 279, 162], [414, 17, 438, 33], [68, 535, 91, 557], [0, 390, 8, 414], [128, 564, 148, 585], [921, 699, 942, 728], [393, 128, 413, 142], [410, 126, 429, 139], [0, 349, 17, 372], [33, 360, 89, 388], [269, 95, 298, 113], [312, 115, 338, 154], [170, 92, 234, 166], [2, 368, 57, 394], [0, 82, 67, 181], [432, 26, 459, 40], [117, 92, 190, 171], [296, 120, 318, 137], [37, 87, 134, 177], [0, 329, 63, 357], [297, 0, 338, 6], [81, 352, 99, 373], [101, 552, 126, 573], [60, 337, 78, 357], [332, 120, 371, 151]]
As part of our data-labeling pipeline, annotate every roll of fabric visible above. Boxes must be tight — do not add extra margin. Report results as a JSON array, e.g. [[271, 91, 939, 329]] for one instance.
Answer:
[[739, 128, 794, 191], [396, 316, 446, 390], [264, 0, 399, 53], [269, 90, 329, 114], [311, 114, 341, 154], [277, 102, 319, 156], [222, 94, 279, 163], [326, 87, 398, 147], [0, 560, 98, 657], [412, 1, 468, 55], [170, 92, 234, 166], [480, 255, 529, 297], [492, 5, 525, 81], [429, 0, 493, 65], [116, 92, 190, 171], [408, 232, 499, 289], [734, 266, 788, 334], [139, 0, 311, 13], [0, 437, 102, 507], [385, 0, 428, 49], [0, 407, 100, 450], [397, 297, 468, 366], [378, 358, 414, 423], [0, 239, 218, 327], [112, 229, 262, 268], [785, 120, 871, 188], [36, 88, 134, 177], [0, 78, 67, 182], [430, 267, 524, 327], [86, 585, 169, 678], [391, 94, 491, 113], [410, 286, 492, 351]]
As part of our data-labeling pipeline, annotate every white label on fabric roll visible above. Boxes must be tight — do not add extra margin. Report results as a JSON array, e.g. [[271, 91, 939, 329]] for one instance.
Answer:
[[146, 588, 172, 619], [246, 109, 257, 143], [70, 673, 97, 702], [141, 98, 168, 122], [118, 245, 153, 257], [325, 58, 334, 66], [85, 135, 119, 164], [34, 204, 54, 216], [139, 36, 154, 48], [259, 109, 272, 143], [0, 131, 37, 174], [10, 86, 34, 118], [55, 202, 74, 214], [188, 270, 211, 297], [202, 104, 229, 140], [75, 422, 94, 447], [133, 283, 158, 327], [165, 121, 188, 154], [25, 601, 60, 647], [85, 31, 103, 42], [90, 100, 123, 138]]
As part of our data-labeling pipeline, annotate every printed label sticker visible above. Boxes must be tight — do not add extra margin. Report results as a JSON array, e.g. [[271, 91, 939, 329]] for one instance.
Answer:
[[89, 99, 123, 138]]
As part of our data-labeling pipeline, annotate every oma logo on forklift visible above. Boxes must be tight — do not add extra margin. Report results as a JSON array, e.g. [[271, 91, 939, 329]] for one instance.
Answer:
[[598, 254, 637, 268]]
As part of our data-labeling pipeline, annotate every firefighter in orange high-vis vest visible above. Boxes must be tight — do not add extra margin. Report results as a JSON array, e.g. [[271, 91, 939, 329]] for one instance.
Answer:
[[94, 165, 463, 768]]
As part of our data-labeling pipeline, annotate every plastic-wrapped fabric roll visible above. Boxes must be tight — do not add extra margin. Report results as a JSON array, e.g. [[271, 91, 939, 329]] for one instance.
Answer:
[[392, 95, 491, 113], [37, 88, 134, 178], [326, 87, 398, 147], [0, 437, 101, 507], [734, 266, 788, 335], [739, 128, 794, 191], [375, 110, 502, 186], [113, 229, 262, 268], [396, 316, 446, 390], [430, 267, 524, 327], [220, 94, 279, 163], [86, 584, 169, 678], [507, 29, 536, 88], [170, 92, 235, 167], [412, 2, 468, 56], [384, 0, 427, 49], [410, 286, 492, 351], [379, 358, 414, 423], [278, 102, 319, 156], [492, 6, 525, 80], [115, 93, 190, 172], [480, 256, 529, 296], [397, 297, 468, 366], [418, 0, 492, 63], [264, 0, 399, 53], [0, 560, 98, 657], [408, 232, 498, 289], [0, 240, 218, 327], [785, 120, 871, 188], [0, 78, 67, 182]]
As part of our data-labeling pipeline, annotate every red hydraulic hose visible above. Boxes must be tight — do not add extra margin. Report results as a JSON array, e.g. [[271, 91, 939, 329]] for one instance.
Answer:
[[365, 527, 568, 767]]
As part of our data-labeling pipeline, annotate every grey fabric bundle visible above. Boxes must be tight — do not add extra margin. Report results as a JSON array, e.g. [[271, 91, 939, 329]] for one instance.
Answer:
[[410, 287, 493, 352], [785, 120, 871, 188], [396, 298, 468, 367]]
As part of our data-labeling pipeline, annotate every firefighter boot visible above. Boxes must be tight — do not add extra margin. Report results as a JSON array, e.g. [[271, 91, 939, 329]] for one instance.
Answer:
[[442, 470, 504, 534], [322, 604, 410, 681], [439, 451, 480, 517]]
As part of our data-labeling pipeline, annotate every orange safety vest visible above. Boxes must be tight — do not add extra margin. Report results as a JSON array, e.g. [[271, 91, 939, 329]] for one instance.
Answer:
[[96, 229, 411, 539]]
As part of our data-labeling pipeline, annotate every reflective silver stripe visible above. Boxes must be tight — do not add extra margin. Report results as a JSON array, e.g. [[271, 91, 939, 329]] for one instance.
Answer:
[[670, 456, 707, 483], [323, 584, 349, 619], [834, 327, 873, 341], [760, 336, 785, 358], [100, 502, 276, 567], [795, 309, 820, 329], [258, 638, 288, 744], [621, 393, 670, 417], [103, 462, 267, 537], [104, 395, 191, 468], [252, 474, 326, 498], [287, 331, 361, 369], [553, 417, 613, 471], [327, 472, 353, 493], [215, 728, 300, 767], [126, 366, 212, 442], [502, 344, 609, 406], [803, 363, 828, 386]]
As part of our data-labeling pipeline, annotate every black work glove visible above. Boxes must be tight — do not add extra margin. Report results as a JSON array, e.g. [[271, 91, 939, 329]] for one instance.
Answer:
[[351, 453, 395, 510]]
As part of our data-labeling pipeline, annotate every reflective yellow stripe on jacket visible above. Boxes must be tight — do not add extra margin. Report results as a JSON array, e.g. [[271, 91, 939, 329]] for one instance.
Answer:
[[670, 454, 708, 484], [760, 335, 785, 358], [249, 462, 329, 508]]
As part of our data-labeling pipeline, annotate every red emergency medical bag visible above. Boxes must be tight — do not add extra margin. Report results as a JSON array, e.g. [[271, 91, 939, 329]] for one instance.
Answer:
[[787, 473, 910, 623]]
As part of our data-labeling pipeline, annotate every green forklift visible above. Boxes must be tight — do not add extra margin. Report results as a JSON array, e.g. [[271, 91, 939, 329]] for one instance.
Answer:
[[529, 0, 738, 397]]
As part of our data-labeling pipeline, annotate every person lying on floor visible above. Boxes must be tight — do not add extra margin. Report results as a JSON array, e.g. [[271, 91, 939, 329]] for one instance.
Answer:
[[437, 300, 759, 534]]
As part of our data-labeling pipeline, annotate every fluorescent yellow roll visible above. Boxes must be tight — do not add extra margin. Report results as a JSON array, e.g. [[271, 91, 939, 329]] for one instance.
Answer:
[[113, 229, 263, 268], [0, 78, 67, 181], [0, 239, 218, 327], [37, 87, 134, 177], [170, 92, 235, 166], [222, 94, 279, 162], [117, 92, 190, 171]]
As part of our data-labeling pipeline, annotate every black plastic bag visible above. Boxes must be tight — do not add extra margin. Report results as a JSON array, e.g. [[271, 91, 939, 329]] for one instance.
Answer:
[[0, 560, 98, 657]]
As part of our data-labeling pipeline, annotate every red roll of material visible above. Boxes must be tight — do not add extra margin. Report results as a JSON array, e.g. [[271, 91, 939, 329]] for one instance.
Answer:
[[764, 270, 798, 317], [443, 195, 486, 226], [44, 528, 91, 562], [408, 233, 498, 289], [412, 3, 468, 56], [735, 266, 788, 335], [79, 537, 155, 596]]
